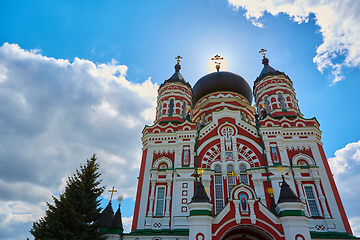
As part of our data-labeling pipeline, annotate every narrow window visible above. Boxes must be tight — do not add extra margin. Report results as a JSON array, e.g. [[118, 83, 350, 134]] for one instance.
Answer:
[[155, 187, 166, 216], [182, 101, 186, 118], [304, 186, 320, 217], [278, 93, 286, 109], [168, 99, 174, 116], [239, 164, 248, 184], [214, 165, 224, 214], [227, 165, 234, 198], [265, 97, 271, 113]]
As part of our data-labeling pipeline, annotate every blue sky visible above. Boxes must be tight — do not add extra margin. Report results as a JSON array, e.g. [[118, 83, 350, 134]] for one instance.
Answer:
[[0, 0, 360, 239]]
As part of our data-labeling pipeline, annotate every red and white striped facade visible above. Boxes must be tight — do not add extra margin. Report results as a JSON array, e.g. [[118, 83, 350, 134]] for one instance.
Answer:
[[126, 59, 355, 240]]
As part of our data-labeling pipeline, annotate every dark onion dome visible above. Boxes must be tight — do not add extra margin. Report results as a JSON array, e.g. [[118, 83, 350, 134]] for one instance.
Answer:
[[255, 57, 285, 83], [192, 71, 253, 107], [160, 63, 192, 89]]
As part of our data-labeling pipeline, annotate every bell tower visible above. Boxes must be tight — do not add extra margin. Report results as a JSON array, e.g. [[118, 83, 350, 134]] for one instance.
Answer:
[[155, 55, 192, 124], [253, 49, 302, 119]]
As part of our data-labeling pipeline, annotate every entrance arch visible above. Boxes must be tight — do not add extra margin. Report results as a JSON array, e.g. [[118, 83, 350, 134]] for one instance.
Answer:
[[221, 225, 275, 240]]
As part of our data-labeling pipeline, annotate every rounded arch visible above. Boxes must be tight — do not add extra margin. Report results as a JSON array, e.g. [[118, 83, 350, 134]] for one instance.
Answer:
[[238, 161, 250, 170], [292, 153, 316, 166], [231, 184, 257, 201], [296, 122, 305, 127], [182, 126, 191, 131], [266, 122, 274, 127], [220, 225, 275, 240], [165, 128, 174, 133], [153, 156, 173, 169], [281, 122, 291, 128]]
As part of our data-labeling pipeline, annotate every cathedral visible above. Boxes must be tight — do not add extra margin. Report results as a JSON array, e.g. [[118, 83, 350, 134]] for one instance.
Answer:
[[99, 52, 357, 240]]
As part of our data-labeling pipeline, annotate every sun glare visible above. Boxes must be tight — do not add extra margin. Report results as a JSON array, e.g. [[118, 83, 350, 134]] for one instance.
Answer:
[[206, 54, 230, 73]]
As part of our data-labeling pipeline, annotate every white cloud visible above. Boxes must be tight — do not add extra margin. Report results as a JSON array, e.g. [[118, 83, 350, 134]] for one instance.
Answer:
[[0, 43, 158, 240], [350, 217, 360, 238], [328, 140, 360, 236], [122, 216, 133, 233], [328, 140, 360, 177], [228, 0, 360, 84]]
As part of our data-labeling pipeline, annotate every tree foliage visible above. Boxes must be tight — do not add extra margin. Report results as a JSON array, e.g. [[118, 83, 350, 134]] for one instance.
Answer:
[[31, 154, 106, 240]]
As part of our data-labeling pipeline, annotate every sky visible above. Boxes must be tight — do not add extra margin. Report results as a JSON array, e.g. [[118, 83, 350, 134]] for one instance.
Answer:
[[0, 0, 359, 239]]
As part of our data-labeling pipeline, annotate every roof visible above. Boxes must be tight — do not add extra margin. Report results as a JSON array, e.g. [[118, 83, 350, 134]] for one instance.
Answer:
[[277, 175, 301, 203], [97, 201, 114, 228], [192, 71, 253, 107], [255, 58, 285, 83], [159, 63, 192, 89], [190, 178, 211, 203], [109, 204, 124, 231]]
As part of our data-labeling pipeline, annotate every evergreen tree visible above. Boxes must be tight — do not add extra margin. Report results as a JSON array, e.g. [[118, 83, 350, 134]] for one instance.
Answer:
[[31, 154, 106, 240]]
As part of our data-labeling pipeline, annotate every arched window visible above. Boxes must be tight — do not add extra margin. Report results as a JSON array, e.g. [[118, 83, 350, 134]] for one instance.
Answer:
[[239, 164, 248, 184], [265, 97, 271, 113], [214, 165, 224, 214], [278, 93, 286, 109], [227, 165, 234, 198], [168, 99, 174, 116], [182, 101, 186, 118]]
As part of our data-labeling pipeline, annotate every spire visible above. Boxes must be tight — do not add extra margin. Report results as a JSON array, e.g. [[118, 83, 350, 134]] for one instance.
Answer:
[[255, 49, 284, 82], [190, 178, 211, 203], [109, 203, 124, 232], [277, 175, 301, 204], [160, 55, 191, 88], [97, 201, 114, 228]]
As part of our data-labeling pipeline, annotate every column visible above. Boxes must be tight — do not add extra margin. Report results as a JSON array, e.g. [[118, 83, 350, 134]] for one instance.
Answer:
[[148, 180, 156, 216], [295, 178, 309, 216], [314, 179, 330, 218], [165, 180, 172, 216]]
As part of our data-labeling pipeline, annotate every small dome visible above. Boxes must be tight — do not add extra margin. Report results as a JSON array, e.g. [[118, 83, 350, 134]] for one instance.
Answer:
[[192, 71, 253, 107]]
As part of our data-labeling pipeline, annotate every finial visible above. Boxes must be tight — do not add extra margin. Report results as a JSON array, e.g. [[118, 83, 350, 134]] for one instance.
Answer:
[[211, 55, 224, 72], [196, 168, 204, 178], [117, 196, 123, 206], [109, 187, 117, 202], [175, 55, 182, 64], [259, 48, 267, 58]]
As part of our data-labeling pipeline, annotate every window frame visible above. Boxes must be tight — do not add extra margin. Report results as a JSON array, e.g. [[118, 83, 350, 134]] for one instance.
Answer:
[[154, 186, 166, 216], [239, 164, 248, 185], [303, 185, 322, 217], [214, 165, 224, 215]]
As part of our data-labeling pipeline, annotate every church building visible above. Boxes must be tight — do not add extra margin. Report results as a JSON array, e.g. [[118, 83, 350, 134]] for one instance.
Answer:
[[100, 52, 357, 240]]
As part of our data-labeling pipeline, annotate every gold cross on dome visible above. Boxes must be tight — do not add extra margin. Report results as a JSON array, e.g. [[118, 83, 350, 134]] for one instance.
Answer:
[[227, 171, 237, 186], [211, 55, 224, 72], [109, 187, 117, 202], [175, 55, 182, 64], [259, 48, 267, 58]]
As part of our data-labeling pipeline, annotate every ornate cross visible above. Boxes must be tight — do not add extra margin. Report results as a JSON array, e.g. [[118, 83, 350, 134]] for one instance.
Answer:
[[109, 187, 117, 202], [228, 171, 237, 186], [267, 187, 274, 197], [211, 55, 224, 72], [277, 164, 286, 176], [259, 48, 267, 58], [196, 167, 204, 178], [175, 55, 182, 64]]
